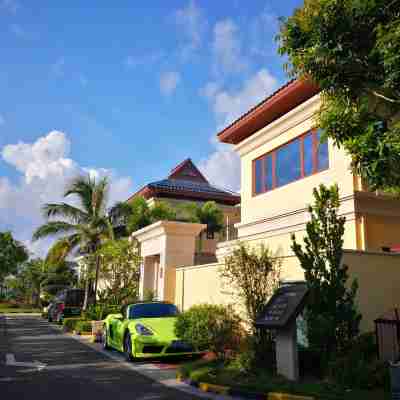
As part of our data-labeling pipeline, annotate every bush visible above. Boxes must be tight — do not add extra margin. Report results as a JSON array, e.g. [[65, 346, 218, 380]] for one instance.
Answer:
[[63, 317, 84, 332], [75, 320, 92, 334], [83, 304, 120, 321], [328, 333, 390, 390], [175, 304, 242, 360]]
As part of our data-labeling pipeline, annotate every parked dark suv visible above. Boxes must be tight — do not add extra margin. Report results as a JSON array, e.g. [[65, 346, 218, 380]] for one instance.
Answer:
[[48, 288, 85, 323]]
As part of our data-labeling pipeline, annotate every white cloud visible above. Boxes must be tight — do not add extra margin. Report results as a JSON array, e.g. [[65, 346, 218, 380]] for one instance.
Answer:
[[174, 0, 207, 59], [202, 68, 279, 129], [0, 131, 133, 256], [249, 9, 280, 58], [199, 69, 280, 192], [212, 19, 247, 76], [160, 71, 181, 96], [199, 144, 241, 193]]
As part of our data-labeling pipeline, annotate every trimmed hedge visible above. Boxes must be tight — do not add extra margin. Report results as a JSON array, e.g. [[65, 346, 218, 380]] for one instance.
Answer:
[[75, 320, 92, 334], [63, 317, 85, 332], [175, 304, 242, 360]]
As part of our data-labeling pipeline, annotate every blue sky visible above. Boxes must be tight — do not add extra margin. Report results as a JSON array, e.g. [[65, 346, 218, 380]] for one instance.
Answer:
[[0, 0, 302, 253]]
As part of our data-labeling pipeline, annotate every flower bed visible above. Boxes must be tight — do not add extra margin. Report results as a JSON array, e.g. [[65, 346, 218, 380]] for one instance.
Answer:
[[178, 359, 390, 400]]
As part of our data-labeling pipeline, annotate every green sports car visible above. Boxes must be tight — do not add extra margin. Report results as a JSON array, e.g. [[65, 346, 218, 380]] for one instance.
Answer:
[[103, 301, 195, 360]]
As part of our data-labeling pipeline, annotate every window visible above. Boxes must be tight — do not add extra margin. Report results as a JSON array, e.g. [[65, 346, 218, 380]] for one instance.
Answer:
[[316, 129, 329, 171], [129, 303, 179, 319], [276, 138, 301, 187], [252, 129, 329, 195], [254, 158, 263, 194]]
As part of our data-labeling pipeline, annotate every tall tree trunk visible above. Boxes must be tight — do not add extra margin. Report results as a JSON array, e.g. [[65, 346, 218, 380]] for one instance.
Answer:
[[82, 276, 90, 311], [93, 255, 101, 306]]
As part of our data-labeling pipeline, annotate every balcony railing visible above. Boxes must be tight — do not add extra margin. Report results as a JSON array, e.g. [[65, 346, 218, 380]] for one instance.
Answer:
[[218, 224, 238, 243]]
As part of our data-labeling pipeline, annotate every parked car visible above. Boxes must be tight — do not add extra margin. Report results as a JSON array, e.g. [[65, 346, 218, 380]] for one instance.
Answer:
[[103, 301, 196, 360], [48, 288, 85, 323]]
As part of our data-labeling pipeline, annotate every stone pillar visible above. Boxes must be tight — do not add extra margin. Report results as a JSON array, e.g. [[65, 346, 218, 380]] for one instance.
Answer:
[[275, 321, 299, 381], [138, 261, 145, 300]]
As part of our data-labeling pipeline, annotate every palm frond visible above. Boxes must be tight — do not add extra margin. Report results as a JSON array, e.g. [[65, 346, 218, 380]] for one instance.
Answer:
[[93, 177, 109, 218], [45, 234, 81, 264], [32, 221, 77, 241], [64, 175, 95, 216], [42, 202, 88, 223]]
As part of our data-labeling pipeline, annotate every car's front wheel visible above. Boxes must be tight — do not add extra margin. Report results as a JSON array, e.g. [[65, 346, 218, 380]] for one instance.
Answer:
[[103, 326, 110, 350], [124, 333, 135, 362]]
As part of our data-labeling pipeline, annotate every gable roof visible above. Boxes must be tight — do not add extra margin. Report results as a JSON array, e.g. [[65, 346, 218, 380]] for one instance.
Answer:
[[127, 158, 240, 206], [217, 79, 320, 145]]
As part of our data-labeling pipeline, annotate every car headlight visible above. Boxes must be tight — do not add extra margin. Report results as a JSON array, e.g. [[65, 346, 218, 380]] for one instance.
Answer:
[[135, 323, 153, 336]]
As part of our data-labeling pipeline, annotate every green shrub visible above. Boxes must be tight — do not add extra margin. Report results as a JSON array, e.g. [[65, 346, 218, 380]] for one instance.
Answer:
[[83, 304, 120, 321], [328, 333, 390, 390], [175, 304, 242, 360], [75, 320, 92, 334], [63, 317, 84, 332]]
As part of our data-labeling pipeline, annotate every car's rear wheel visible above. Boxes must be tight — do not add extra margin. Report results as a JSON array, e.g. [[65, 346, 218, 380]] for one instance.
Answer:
[[103, 326, 110, 350], [124, 333, 135, 362]]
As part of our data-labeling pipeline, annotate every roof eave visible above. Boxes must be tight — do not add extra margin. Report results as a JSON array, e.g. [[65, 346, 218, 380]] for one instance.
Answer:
[[217, 79, 320, 145]]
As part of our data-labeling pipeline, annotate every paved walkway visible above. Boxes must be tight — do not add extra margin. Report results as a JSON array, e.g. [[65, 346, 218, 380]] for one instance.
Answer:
[[0, 314, 232, 400]]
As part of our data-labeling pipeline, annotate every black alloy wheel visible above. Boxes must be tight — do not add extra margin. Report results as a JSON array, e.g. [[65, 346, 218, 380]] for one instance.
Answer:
[[124, 333, 135, 361]]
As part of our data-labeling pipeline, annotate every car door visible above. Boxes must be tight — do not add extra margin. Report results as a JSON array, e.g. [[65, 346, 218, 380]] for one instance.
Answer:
[[109, 306, 127, 350]]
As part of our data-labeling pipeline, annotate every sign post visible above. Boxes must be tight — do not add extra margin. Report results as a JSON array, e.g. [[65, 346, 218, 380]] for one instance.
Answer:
[[256, 282, 308, 381]]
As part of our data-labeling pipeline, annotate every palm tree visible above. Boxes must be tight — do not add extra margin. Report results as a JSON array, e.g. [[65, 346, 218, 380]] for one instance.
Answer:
[[32, 176, 114, 309], [109, 196, 177, 235], [182, 201, 224, 250]]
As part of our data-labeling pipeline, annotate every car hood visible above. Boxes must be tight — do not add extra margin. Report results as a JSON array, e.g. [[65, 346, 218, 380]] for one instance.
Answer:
[[130, 317, 178, 340]]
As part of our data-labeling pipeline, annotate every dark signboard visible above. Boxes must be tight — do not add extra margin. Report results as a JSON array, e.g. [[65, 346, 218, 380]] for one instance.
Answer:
[[256, 282, 308, 329]]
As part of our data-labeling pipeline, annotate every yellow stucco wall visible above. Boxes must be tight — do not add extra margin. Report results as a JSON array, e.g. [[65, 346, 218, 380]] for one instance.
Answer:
[[343, 250, 400, 332], [175, 263, 234, 311], [237, 95, 355, 228], [365, 215, 400, 251], [175, 250, 400, 333]]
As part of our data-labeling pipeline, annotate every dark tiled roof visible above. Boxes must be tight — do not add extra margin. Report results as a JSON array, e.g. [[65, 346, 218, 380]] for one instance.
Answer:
[[149, 179, 238, 197]]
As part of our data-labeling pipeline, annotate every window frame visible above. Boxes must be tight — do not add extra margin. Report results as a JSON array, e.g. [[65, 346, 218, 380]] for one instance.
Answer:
[[252, 128, 329, 196]]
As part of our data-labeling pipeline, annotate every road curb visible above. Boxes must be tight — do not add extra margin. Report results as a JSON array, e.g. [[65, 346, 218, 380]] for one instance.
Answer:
[[176, 373, 314, 400]]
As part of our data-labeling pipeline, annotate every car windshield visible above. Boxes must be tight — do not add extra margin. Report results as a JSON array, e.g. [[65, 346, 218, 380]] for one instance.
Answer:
[[129, 303, 179, 319]]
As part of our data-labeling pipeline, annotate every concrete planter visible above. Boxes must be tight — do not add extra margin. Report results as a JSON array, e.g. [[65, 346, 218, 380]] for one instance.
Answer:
[[390, 362, 400, 400], [91, 320, 103, 343]]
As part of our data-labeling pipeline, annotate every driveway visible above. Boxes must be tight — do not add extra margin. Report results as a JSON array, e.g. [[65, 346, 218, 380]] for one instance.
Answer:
[[0, 314, 204, 400]]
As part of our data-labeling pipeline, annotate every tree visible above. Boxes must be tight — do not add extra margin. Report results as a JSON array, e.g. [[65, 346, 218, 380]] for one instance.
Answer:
[[278, 0, 400, 191], [32, 176, 114, 309], [183, 201, 224, 250], [6, 259, 47, 305], [41, 261, 77, 296], [291, 184, 361, 364], [96, 238, 141, 305], [222, 243, 281, 368], [0, 231, 29, 284], [110, 196, 177, 235]]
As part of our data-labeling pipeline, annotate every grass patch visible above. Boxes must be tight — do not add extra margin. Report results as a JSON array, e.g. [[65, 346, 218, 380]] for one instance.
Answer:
[[0, 302, 41, 314], [179, 359, 390, 400]]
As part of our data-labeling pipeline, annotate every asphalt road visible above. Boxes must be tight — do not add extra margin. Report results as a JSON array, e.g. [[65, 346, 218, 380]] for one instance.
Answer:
[[0, 314, 202, 400]]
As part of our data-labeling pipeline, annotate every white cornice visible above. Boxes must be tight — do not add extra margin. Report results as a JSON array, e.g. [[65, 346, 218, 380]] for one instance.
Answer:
[[235, 94, 321, 157], [131, 221, 206, 242]]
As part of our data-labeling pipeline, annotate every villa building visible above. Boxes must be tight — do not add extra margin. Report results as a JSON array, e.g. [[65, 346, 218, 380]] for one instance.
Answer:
[[134, 79, 400, 332]]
